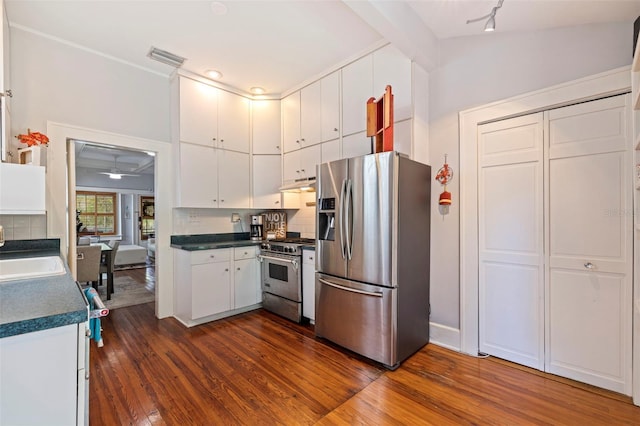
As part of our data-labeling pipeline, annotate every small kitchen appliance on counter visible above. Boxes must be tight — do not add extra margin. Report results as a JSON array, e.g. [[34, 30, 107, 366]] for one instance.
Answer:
[[250, 215, 264, 241]]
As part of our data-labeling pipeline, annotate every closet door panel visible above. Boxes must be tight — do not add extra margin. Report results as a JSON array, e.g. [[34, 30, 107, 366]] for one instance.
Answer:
[[546, 94, 632, 395], [478, 112, 544, 370]]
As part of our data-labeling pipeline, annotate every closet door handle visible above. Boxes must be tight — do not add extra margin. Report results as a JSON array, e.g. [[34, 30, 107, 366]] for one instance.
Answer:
[[584, 262, 594, 269]]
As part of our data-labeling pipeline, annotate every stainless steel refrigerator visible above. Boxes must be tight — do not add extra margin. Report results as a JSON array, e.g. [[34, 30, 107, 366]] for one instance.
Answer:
[[315, 151, 431, 369]]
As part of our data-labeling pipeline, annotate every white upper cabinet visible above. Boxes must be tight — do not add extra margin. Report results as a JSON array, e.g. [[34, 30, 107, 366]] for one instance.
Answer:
[[217, 89, 250, 153], [179, 77, 218, 147], [373, 44, 412, 122], [282, 92, 301, 153], [321, 139, 341, 164], [178, 142, 218, 208], [342, 131, 371, 160], [218, 150, 250, 208], [0, 163, 45, 214], [321, 71, 340, 143], [179, 77, 250, 153], [252, 100, 281, 155], [177, 143, 250, 209], [300, 80, 322, 148], [283, 145, 320, 182], [252, 155, 283, 209], [342, 54, 373, 137]]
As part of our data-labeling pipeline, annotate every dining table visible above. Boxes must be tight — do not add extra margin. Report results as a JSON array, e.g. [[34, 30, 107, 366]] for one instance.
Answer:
[[92, 242, 114, 300]]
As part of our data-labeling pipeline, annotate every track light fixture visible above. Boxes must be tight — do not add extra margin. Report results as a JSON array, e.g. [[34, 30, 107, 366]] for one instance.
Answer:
[[466, 0, 504, 32]]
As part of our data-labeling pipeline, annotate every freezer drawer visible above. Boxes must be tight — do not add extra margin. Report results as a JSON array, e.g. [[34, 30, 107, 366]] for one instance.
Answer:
[[315, 273, 397, 367]]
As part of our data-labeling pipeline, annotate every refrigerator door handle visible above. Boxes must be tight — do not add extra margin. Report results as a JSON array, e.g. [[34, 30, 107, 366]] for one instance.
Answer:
[[345, 179, 353, 260], [318, 278, 383, 298], [339, 179, 347, 259]]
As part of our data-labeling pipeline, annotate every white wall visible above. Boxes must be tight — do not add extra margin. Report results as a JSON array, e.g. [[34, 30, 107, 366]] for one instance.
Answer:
[[428, 22, 632, 332], [9, 27, 171, 157]]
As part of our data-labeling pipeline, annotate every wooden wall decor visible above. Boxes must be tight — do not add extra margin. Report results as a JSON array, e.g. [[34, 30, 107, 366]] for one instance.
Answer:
[[366, 85, 394, 153]]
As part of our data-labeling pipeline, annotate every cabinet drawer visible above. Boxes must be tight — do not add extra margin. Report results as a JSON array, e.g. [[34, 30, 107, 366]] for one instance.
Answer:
[[234, 246, 257, 260], [190, 249, 231, 265], [303, 249, 315, 265]]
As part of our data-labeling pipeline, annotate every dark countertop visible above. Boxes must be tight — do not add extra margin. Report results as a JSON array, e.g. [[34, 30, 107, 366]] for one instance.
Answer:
[[0, 239, 88, 339], [170, 232, 312, 251]]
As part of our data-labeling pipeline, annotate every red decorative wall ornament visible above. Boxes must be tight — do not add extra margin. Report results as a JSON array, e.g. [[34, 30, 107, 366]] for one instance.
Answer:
[[435, 154, 454, 213], [15, 129, 50, 147]]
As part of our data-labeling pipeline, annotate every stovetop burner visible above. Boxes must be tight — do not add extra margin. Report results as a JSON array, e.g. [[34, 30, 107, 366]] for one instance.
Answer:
[[260, 238, 315, 255]]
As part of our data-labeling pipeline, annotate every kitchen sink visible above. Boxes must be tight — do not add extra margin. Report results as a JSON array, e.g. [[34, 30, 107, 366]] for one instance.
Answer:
[[0, 256, 66, 282]]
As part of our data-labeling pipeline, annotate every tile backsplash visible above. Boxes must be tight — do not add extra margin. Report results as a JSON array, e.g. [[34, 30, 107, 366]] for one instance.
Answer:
[[286, 192, 316, 239], [0, 215, 47, 240]]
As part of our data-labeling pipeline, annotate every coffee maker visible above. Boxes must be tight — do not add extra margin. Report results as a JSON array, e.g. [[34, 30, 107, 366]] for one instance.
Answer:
[[250, 215, 264, 241]]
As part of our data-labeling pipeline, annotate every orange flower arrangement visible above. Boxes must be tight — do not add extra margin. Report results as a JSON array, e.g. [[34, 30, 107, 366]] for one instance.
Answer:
[[15, 129, 49, 147]]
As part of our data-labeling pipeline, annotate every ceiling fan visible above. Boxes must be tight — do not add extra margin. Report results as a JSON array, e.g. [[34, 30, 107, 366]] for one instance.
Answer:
[[98, 156, 140, 180]]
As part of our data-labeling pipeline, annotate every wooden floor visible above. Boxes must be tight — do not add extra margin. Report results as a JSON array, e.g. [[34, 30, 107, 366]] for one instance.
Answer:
[[90, 303, 640, 425]]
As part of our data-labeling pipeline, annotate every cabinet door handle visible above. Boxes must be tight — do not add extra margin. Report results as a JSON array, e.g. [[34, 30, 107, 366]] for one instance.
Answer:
[[220, 139, 224, 143], [276, 145, 280, 149], [296, 140, 300, 144], [212, 137, 216, 141], [225, 268, 229, 272], [221, 199, 225, 203], [301, 138, 305, 142], [237, 267, 240, 271], [213, 199, 217, 202], [334, 127, 338, 131], [275, 201, 280, 204]]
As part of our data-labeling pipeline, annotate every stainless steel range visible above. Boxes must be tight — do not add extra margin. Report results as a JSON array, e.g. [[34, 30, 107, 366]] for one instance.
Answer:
[[258, 239, 314, 323]]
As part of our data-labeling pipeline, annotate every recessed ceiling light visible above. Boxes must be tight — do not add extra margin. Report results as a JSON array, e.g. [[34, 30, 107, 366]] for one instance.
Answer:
[[250, 87, 265, 95], [206, 69, 223, 80], [210, 1, 228, 15]]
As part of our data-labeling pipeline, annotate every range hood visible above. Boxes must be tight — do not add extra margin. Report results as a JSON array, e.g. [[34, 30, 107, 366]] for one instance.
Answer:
[[279, 177, 316, 192]]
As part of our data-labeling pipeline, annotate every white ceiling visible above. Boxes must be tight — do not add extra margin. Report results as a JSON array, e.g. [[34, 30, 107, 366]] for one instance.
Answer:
[[6, 1, 639, 97], [74, 141, 154, 177]]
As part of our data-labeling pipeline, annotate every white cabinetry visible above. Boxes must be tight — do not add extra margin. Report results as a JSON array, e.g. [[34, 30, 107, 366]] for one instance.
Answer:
[[283, 144, 321, 182], [252, 155, 283, 209], [234, 246, 261, 309], [302, 249, 315, 323], [341, 45, 414, 146], [0, 163, 45, 214], [282, 92, 301, 153], [321, 139, 340, 164], [300, 80, 322, 148], [373, 44, 412, 122], [252, 100, 281, 155], [218, 149, 250, 208], [177, 143, 249, 208], [178, 77, 250, 153], [190, 249, 232, 319], [1, 0, 11, 162], [342, 131, 371, 160], [179, 77, 218, 147], [176, 248, 232, 322], [0, 324, 85, 426], [174, 246, 262, 327], [342, 55, 373, 136], [217, 89, 250, 153], [321, 71, 341, 143]]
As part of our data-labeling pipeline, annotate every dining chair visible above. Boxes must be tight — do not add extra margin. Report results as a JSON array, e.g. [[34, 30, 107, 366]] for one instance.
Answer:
[[100, 240, 120, 296], [76, 245, 101, 288]]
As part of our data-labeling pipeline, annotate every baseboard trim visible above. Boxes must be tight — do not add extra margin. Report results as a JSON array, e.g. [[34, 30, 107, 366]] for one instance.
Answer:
[[429, 322, 460, 352]]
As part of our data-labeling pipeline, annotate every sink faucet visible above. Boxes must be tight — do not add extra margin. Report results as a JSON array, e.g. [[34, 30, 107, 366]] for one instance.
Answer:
[[0, 225, 4, 247]]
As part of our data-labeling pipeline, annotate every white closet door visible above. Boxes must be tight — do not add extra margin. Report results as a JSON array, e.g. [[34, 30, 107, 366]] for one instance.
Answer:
[[546, 94, 631, 394], [478, 113, 544, 369]]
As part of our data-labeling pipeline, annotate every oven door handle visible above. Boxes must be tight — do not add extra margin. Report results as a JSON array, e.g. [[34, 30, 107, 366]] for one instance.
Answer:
[[258, 254, 299, 270], [318, 278, 383, 298]]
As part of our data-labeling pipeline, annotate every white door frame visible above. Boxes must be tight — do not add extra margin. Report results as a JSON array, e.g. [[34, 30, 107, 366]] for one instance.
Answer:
[[46, 121, 174, 319], [459, 66, 633, 391]]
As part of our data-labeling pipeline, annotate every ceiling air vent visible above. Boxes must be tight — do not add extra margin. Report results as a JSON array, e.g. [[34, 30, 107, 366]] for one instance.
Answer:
[[147, 47, 186, 67]]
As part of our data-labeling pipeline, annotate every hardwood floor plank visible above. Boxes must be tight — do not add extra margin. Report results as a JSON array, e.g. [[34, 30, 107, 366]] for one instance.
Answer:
[[90, 302, 640, 425]]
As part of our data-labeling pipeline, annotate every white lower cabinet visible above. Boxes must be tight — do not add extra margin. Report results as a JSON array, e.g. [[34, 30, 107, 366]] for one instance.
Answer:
[[174, 246, 261, 326], [234, 247, 261, 309], [0, 324, 86, 426], [302, 248, 315, 323]]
